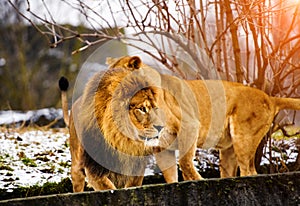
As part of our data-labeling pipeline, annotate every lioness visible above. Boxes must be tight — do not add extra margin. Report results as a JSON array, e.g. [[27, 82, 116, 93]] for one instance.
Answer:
[[59, 56, 165, 192], [108, 56, 300, 183]]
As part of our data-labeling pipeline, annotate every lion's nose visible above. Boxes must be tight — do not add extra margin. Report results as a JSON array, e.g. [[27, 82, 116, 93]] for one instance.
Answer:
[[154, 125, 163, 132]]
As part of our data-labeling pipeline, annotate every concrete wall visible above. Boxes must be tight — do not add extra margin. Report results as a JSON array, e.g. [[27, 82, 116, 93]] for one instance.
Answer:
[[0, 172, 299, 206]]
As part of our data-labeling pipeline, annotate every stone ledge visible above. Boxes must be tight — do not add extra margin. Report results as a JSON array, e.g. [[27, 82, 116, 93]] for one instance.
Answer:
[[0, 172, 299, 206]]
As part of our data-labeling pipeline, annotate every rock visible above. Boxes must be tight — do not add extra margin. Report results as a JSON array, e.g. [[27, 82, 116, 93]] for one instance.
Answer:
[[0, 172, 299, 205]]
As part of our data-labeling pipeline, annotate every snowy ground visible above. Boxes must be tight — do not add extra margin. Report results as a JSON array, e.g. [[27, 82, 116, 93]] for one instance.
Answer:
[[0, 128, 71, 192], [0, 109, 298, 192]]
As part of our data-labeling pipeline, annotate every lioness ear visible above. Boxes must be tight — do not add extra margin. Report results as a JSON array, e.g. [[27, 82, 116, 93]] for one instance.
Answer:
[[128, 56, 142, 70]]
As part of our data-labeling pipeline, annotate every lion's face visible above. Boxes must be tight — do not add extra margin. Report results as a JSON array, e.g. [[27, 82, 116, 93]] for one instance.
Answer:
[[106, 56, 165, 142], [129, 87, 165, 141]]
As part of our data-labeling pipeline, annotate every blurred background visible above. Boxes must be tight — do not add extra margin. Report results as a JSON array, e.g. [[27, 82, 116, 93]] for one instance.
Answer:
[[2, 0, 300, 112], [0, 1, 107, 110]]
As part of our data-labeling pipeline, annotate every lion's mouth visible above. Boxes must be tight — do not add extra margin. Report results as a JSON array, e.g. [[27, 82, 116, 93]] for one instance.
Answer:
[[139, 135, 160, 146], [138, 135, 158, 141]]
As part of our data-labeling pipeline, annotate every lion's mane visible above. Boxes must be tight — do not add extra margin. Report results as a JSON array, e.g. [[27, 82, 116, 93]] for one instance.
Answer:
[[74, 67, 160, 178]]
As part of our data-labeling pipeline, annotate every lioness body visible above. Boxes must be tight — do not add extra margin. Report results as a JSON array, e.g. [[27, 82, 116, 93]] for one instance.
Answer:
[[156, 75, 300, 182]]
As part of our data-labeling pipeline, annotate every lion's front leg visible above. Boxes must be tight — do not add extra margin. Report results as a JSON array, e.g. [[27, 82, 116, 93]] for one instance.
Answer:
[[85, 170, 116, 190], [124, 176, 144, 188], [71, 164, 86, 192], [155, 150, 178, 183]]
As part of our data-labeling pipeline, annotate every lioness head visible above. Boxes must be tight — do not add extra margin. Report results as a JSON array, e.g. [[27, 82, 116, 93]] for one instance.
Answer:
[[108, 56, 165, 143]]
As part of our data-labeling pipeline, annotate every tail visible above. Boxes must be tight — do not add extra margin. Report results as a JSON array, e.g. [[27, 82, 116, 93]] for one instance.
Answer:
[[58, 76, 70, 127], [272, 97, 300, 113]]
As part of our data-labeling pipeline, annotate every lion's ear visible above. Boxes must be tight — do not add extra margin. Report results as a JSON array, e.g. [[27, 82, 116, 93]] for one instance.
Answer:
[[128, 56, 142, 70], [106, 57, 117, 66]]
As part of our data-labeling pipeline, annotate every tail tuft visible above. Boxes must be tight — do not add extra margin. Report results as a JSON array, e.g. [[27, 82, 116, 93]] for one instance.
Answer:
[[59, 76, 69, 91], [59, 76, 70, 127]]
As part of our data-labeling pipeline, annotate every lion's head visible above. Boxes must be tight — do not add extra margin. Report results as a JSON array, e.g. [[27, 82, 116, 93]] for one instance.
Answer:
[[106, 56, 165, 143], [106, 56, 143, 71]]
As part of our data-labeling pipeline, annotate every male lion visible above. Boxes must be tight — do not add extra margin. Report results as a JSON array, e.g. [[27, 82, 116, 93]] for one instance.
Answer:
[[108, 56, 300, 183], [59, 56, 164, 192]]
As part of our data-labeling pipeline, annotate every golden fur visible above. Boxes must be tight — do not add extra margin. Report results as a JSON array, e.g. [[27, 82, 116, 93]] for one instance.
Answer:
[[60, 56, 164, 192], [109, 56, 300, 183], [155, 78, 300, 182]]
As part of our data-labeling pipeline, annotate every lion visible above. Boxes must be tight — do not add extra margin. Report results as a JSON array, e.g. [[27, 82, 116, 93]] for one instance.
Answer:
[[108, 56, 300, 183], [59, 56, 165, 192]]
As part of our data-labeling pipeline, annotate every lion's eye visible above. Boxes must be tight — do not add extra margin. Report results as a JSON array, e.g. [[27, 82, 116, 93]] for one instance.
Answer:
[[139, 107, 148, 113]]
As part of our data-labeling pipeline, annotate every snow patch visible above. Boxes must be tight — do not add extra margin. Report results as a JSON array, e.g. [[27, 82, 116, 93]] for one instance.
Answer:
[[0, 108, 63, 127]]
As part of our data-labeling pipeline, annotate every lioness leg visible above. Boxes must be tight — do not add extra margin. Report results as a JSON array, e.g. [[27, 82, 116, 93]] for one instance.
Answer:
[[231, 134, 261, 176], [248, 156, 257, 175], [178, 142, 203, 180], [85, 170, 116, 190], [228, 99, 274, 176], [71, 164, 86, 192], [219, 146, 238, 177], [155, 150, 178, 183]]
